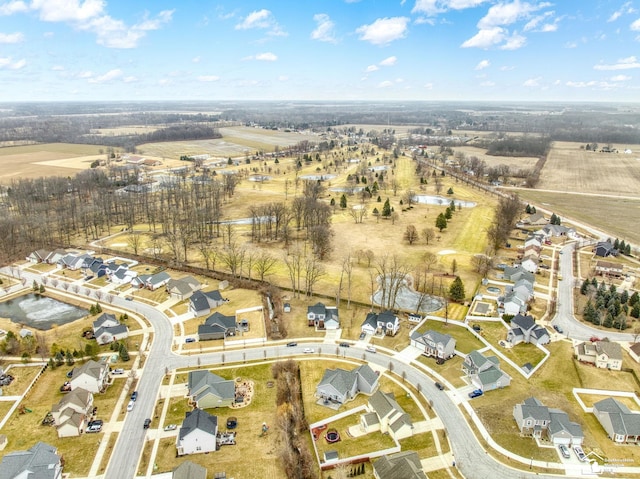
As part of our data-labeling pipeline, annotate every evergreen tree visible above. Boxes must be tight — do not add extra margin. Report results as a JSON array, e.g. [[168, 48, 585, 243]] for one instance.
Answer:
[[583, 300, 597, 323], [620, 290, 629, 305], [330, 198, 335, 207], [55, 351, 64, 366], [382, 198, 391, 217], [625, 244, 631, 255], [447, 187, 454, 195], [450, 200, 456, 211], [96, 303, 102, 313], [631, 304, 640, 319], [444, 207, 452, 220], [613, 238, 620, 249], [39, 284, 45, 293], [48, 357, 56, 370], [448, 276, 465, 302], [119, 343, 130, 361], [525, 204, 532, 214], [65, 350, 74, 365], [531, 206, 536, 213], [32, 280, 38, 291], [629, 291, 639, 306], [436, 213, 447, 232], [580, 279, 589, 295]]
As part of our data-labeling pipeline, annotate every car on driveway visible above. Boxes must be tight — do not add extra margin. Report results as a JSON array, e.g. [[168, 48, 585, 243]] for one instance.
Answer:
[[112, 368, 124, 375], [558, 444, 571, 459], [553, 324, 563, 334], [86, 420, 103, 433], [286, 342, 297, 347], [435, 382, 444, 391], [359, 332, 366, 341], [164, 424, 177, 431], [185, 337, 196, 343], [468, 389, 483, 399], [573, 446, 588, 462]]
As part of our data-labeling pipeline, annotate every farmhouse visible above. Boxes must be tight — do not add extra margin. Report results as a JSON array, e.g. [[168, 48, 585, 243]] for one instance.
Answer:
[[176, 409, 218, 456], [70, 359, 109, 393], [189, 290, 226, 317], [507, 314, 550, 346], [360, 310, 400, 336], [0, 442, 63, 479], [593, 398, 640, 443], [372, 451, 427, 479], [513, 397, 584, 446], [307, 302, 340, 329], [574, 340, 622, 370], [462, 350, 511, 392], [198, 312, 236, 341], [410, 330, 456, 360], [315, 364, 379, 405], [187, 370, 235, 409]]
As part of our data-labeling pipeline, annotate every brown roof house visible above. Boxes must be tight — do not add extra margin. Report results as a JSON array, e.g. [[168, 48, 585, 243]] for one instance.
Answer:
[[574, 340, 623, 371], [70, 359, 109, 393], [372, 451, 427, 479], [51, 388, 93, 438], [360, 390, 414, 440]]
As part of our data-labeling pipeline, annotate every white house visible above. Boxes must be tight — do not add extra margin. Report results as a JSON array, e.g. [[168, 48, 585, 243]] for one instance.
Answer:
[[410, 330, 456, 360], [176, 409, 218, 456], [70, 360, 109, 393], [360, 310, 400, 336], [51, 388, 93, 438]]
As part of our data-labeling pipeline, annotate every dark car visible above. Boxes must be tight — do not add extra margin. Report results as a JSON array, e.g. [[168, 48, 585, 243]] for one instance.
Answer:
[[286, 342, 297, 347], [468, 389, 483, 399], [226, 417, 237, 429], [131, 391, 138, 401], [359, 332, 366, 341], [435, 382, 444, 391], [125, 296, 133, 301], [185, 337, 196, 343], [339, 342, 350, 348], [143, 418, 151, 429], [86, 419, 103, 433], [472, 324, 482, 332], [553, 324, 563, 334]]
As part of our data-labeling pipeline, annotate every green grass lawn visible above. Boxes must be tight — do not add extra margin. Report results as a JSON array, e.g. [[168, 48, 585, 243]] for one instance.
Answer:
[[416, 319, 485, 354]]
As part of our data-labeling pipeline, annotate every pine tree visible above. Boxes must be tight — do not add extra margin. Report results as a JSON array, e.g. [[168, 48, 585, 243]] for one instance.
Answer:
[[382, 198, 391, 217], [65, 350, 74, 365], [119, 343, 130, 362], [444, 207, 452, 220], [447, 187, 454, 195], [629, 292, 639, 306], [436, 213, 447, 232], [448, 276, 465, 302], [580, 279, 589, 295], [525, 204, 532, 214], [631, 304, 640, 319]]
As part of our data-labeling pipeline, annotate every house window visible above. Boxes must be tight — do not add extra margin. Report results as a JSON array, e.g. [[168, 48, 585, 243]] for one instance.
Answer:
[[196, 446, 201, 451]]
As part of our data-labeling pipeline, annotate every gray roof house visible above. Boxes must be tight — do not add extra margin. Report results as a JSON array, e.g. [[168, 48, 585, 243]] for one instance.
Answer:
[[0, 442, 63, 479], [503, 265, 535, 284], [188, 370, 235, 409], [593, 398, 640, 443], [172, 461, 207, 479], [167, 276, 202, 301], [361, 310, 400, 337], [92, 313, 128, 345], [51, 388, 93, 438], [410, 330, 456, 360], [373, 451, 427, 479], [315, 364, 379, 405], [519, 254, 539, 274], [507, 314, 550, 346], [176, 409, 218, 456], [198, 312, 236, 341], [462, 350, 511, 392], [364, 390, 414, 440], [307, 302, 340, 330], [575, 340, 623, 371], [513, 397, 583, 446], [70, 359, 109, 393], [500, 290, 530, 316], [189, 290, 226, 317], [594, 241, 618, 258]]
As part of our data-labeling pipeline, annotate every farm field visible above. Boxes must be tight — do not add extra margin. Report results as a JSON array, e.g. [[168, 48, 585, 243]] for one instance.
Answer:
[[452, 145, 539, 173]]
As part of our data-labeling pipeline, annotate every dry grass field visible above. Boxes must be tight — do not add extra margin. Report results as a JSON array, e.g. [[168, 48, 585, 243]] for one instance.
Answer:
[[452, 145, 539, 172]]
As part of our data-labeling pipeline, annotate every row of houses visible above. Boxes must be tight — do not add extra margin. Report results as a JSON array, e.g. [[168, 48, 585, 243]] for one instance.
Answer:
[[306, 303, 401, 337], [499, 265, 536, 316]]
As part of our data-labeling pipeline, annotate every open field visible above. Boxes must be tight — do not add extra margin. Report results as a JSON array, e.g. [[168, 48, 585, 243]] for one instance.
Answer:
[[0, 143, 106, 184], [453, 145, 539, 172]]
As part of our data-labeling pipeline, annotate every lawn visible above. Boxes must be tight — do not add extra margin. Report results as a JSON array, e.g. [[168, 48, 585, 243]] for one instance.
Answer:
[[399, 431, 437, 458], [417, 354, 467, 388], [415, 319, 486, 354], [0, 364, 44, 396]]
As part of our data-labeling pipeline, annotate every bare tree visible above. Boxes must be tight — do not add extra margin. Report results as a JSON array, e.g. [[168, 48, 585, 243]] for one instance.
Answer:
[[349, 205, 368, 224], [283, 248, 304, 298], [422, 227, 436, 245], [127, 232, 144, 255], [404, 225, 419, 245], [254, 250, 278, 282], [304, 256, 325, 297]]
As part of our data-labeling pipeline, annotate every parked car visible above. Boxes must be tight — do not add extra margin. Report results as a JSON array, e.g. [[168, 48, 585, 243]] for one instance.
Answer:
[[553, 324, 563, 334], [472, 324, 482, 332], [86, 420, 103, 433], [303, 348, 314, 353], [185, 337, 196, 343], [468, 389, 483, 399], [558, 444, 571, 459], [226, 417, 237, 429], [126, 400, 135, 412], [112, 368, 124, 375], [339, 342, 350, 348], [286, 342, 297, 347], [125, 296, 133, 301], [435, 382, 444, 391], [366, 345, 376, 353], [359, 332, 366, 341], [573, 446, 588, 462], [130, 391, 138, 401], [164, 424, 177, 431], [143, 418, 151, 429]]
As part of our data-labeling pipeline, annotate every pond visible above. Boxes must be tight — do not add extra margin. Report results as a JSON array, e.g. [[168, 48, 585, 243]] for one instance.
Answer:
[[299, 174, 336, 181], [414, 195, 477, 208], [487, 286, 501, 294], [0, 293, 89, 330]]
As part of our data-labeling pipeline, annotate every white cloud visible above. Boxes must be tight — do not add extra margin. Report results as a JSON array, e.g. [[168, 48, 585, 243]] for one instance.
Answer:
[[31, 0, 103, 22], [235, 9, 286, 36], [523, 77, 541, 86], [500, 32, 526, 49], [51, 65, 64, 71], [564, 41, 577, 48], [500, 65, 515, 71], [461, 27, 505, 48], [0, 1, 28, 16], [158, 78, 172, 86], [475, 59, 490, 70], [365, 64, 379, 72], [378, 80, 393, 88], [424, 82, 433, 89], [0, 31, 23, 43], [255, 52, 277, 61], [311, 13, 337, 43], [594, 56, 640, 70], [412, 0, 489, 16], [0, 56, 26, 69], [123, 76, 137, 83], [631, 18, 640, 30], [380, 55, 397, 66], [356, 17, 409, 45], [87, 68, 122, 83], [78, 70, 92, 78], [609, 2, 635, 22], [478, 1, 551, 29], [610, 74, 631, 81], [81, 10, 174, 49], [197, 75, 220, 82], [278, 75, 288, 81], [414, 16, 436, 25], [566, 80, 617, 89]]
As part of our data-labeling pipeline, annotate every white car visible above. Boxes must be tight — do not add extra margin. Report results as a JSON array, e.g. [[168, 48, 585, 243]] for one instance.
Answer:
[[573, 446, 588, 462], [126, 400, 135, 412], [303, 348, 314, 353], [366, 346, 377, 353]]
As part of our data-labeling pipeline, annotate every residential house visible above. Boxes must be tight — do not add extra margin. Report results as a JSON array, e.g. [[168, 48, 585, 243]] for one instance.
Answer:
[[189, 290, 226, 317], [0, 442, 63, 479], [541, 224, 575, 238], [524, 234, 544, 248], [176, 409, 218, 456], [513, 397, 584, 446], [362, 390, 414, 440], [410, 330, 456, 360], [106, 264, 137, 285], [523, 243, 541, 258], [462, 350, 511, 392], [58, 253, 92, 271], [507, 314, 550, 346], [593, 398, 640, 443], [360, 310, 400, 336], [172, 461, 207, 479], [372, 451, 427, 479], [26, 249, 51, 264], [629, 343, 640, 364], [188, 370, 235, 409], [315, 364, 379, 405], [92, 313, 128, 345], [132, 271, 171, 290], [574, 340, 623, 371], [198, 312, 236, 341], [519, 254, 539, 274], [51, 388, 93, 438], [508, 278, 535, 300], [503, 265, 536, 284], [167, 276, 202, 301], [307, 302, 340, 330], [500, 289, 530, 316], [594, 241, 618, 258], [45, 249, 68, 265], [595, 261, 624, 278], [70, 359, 109, 393]]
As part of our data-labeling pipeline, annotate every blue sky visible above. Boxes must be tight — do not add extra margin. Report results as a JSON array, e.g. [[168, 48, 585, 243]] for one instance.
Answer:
[[0, 0, 639, 102]]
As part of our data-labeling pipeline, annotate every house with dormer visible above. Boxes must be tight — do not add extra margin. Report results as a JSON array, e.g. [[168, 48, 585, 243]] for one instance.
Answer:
[[315, 364, 379, 405], [361, 390, 414, 440], [187, 370, 235, 409], [92, 312, 128, 345], [410, 330, 456, 360], [575, 340, 623, 371], [360, 310, 400, 336], [307, 302, 340, 330], [176, 409, 218, 456], [462, 350, 511, 392], [507, 314, 549, 346], [513, 397, 584, 446]]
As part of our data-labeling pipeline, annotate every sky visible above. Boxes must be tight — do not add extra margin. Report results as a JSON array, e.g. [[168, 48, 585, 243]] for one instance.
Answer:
[[0, 0, 639, 102]]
